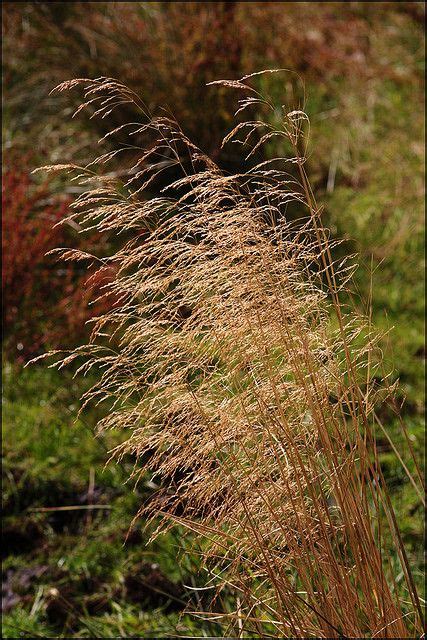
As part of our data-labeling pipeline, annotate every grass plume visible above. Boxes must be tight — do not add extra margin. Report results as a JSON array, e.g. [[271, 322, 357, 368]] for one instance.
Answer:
[[33, 72, 425, 638]]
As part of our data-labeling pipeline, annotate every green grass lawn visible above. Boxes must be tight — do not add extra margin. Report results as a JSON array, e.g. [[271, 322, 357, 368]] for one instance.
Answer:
[[2, 364, 222, 638]]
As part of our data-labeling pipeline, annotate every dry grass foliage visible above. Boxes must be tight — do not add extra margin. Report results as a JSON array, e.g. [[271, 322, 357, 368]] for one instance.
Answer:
[[34, 73, 424, 638]]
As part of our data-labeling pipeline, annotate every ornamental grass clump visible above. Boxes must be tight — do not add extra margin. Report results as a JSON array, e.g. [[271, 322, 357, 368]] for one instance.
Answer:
[[34, 72, 424, 638]]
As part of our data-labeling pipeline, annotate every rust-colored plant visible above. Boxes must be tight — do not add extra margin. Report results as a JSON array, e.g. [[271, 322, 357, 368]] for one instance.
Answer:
[[34, 74, 424, 638], [2, 162, 115, 360]]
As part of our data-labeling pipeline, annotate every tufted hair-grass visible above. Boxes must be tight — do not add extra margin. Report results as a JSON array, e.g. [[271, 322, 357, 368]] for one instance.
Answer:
[[31, 71, 424, 638]]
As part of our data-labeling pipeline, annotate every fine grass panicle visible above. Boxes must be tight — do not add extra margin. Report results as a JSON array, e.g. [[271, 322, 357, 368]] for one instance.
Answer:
[[34, 72, 425, 638]]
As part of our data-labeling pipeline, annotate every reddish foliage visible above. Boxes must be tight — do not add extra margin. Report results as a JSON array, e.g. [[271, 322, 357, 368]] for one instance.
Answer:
[[2, 163, 114, 361]]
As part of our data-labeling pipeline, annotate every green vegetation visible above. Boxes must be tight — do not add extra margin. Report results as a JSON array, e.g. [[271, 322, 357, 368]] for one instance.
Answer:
[[2, 365, 221, 637]]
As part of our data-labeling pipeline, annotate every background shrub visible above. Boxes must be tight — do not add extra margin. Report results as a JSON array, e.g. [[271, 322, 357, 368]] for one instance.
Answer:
[[2, 161, 114, 360]]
